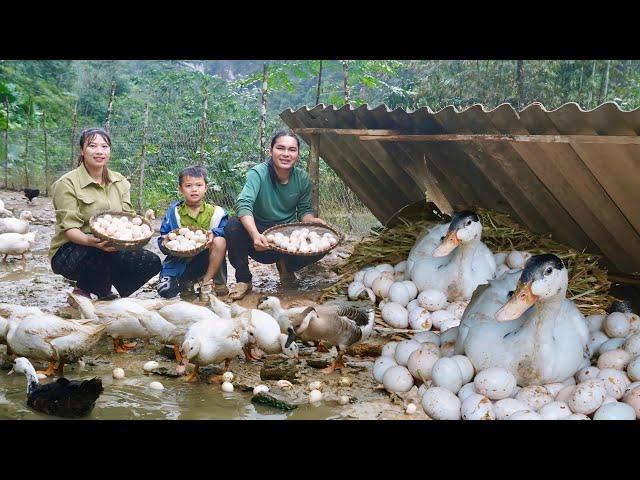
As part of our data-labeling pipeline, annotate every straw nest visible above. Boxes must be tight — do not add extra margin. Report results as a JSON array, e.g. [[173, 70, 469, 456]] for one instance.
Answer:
[[320, 203, 614, 317]]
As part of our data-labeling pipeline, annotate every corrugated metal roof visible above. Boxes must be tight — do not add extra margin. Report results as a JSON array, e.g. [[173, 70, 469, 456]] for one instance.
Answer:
[[280, 102, 640, 274]]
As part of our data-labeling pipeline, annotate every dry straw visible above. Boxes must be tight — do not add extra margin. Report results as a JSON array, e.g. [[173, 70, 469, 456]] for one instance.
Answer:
[[321, 203, 614, 316]]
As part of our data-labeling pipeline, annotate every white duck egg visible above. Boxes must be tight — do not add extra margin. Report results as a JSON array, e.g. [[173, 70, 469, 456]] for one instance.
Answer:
[[584, 314, 605, 333], [347, 281, 366, 300], [439, 326, 459, 354], [451, 355, 475, 384], [598, 349, 631, 370], [447, 301, 468, 319], [221, 382, 234, 393], [363, 269, 381, 289], [353, 269, 369, 284], [593, 402, 636, 420], [407, 347, 440, 382], [417, 289, 448, 311], [378, 300, 387, 311], [372, 356, 399, 383], [405, 403, 417, 415], [406, 299, 421, 313], [149, 381, 164, 390], [628, 313, 640, 333], [253, 385, 269, 395], [382, 365, 414, 393], [388, 282, 411, 306], [599, 338, 626, 355], [439, 316, 461, 333], [624, 334, 640, 357], [421, 386, 462, 420], [515, 386, 554, 411], [563, 413, 590, 420], [474, 368, 517, 400], [381, 341, 399, 358], [538, 401, 572, 420], [178, 228, 190, 236], [102, 214, 113, 221], [408, 308, 432, 331], [555, 385, 576, 403], [412, 331, 441, 346], [457, 382, 477, 402], [588, 331, 609, 357], [401, 281, 418, 300], [576, 366, 600, 383], [622, 387, 640, 418], [372, 274, 395, 300], [508, 409, 542, 420], [544, 383, 565, 398], [568, 379, 606, 414], [506, 251, 525, 269], [627, 356, 640, 381], [604, 312, 630, 338], [430, 310, 456, 331], [309, 390, 323, 403], [394, 261, 407, 274], [494, 399, 532, 420], [431, 357, 463, 394], [381, 303, 409, 329], [493, 252, 508, 265], [598, 368, 631, 399], [143, 361, 159, 372], [394, 340, 422, 366], [461, 393, 495, 420], [375, 264, 395, 274], [276, 380, 293, 390], [112, 368, 125, 379], [626, 381, 640, 395]]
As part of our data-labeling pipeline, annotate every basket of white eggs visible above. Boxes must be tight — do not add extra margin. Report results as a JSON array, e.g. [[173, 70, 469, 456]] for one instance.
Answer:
[[262, 222, 343, 256], [162, 226, 209, 258], [89, 211, 154, 251]]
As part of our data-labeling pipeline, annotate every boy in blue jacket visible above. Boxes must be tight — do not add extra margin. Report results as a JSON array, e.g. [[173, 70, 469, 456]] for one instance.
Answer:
[[156, 166, 228, 301]]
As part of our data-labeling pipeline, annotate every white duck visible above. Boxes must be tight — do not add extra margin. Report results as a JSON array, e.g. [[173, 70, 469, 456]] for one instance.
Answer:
[[209, 295, 298, 358], [456, 254, 590, 386], [181, 315, 252, 381], [5, 310, 106, 376], [0, 231, 36, 261], [68, 293, 176, 353], [410, 211, 496, 301], [257, 295, 309, 334], [0, 199, 13, 217], [0, 303, 43, 355], [286, 303, 375, 373], [0, 210, 33, 234]]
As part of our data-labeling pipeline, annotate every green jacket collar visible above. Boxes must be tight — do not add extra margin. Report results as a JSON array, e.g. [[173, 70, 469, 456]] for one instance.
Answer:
[[77, 165, 122, 189]]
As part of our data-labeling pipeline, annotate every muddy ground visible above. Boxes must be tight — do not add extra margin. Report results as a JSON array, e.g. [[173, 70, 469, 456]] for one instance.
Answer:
[[0, 189, 425, 420]]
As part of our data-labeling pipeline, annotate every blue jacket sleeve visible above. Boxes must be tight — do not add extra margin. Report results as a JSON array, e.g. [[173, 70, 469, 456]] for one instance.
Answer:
[[157, 205, 175, 255], [212, 210, 228, 238]]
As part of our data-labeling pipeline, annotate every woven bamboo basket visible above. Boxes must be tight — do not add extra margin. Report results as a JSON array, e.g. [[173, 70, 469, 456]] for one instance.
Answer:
[[89, 211, 153, 251], [162, 226, 209, 258], [262, 222, 343, 256]]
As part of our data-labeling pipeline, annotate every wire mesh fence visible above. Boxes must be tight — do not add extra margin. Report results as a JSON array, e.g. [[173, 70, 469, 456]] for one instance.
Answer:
[[0, 119, 380, 236]]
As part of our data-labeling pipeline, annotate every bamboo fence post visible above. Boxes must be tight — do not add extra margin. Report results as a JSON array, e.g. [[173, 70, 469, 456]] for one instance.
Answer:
[[70, 101, 78, 169], [138, 103, 149, 212], [259, 62, 269, 160], [308, 135, 320, 217], [198, 88, 209, 166], [3, 97, 8, 188], [23, 96, 32, 188], [42, 112, 50, 196], [105, 81, 116, 132]]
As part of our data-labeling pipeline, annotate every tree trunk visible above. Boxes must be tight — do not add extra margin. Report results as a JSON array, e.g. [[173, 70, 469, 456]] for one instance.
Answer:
[[105, 81, 116, 132], [70, 101, 78, 169], [578, 61, 584, 102], [199, 88, 209, 166], [315, 60, 323, 105], [600, 60, 611, 103], [3, 97, 8, 189], [138, 103, 149, 212], [342, 60, 351, 105], [307, 135, 320, 217], [259, 62, 269, 161], [23, 97, 32, 188], [42, 112, 50, 196], [587, 60, 597, 108], [516, 60, 525, 109]]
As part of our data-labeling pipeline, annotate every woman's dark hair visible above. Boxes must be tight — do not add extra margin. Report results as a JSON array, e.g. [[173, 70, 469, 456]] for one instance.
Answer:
[[77, 127, 112, 185], [179, 165, 209, 186], [270, 130, 300, 149]]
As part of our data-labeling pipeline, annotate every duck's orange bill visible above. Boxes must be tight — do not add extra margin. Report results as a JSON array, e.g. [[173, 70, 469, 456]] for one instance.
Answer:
[[495, 282, 538, 322], [432, 231, 460, 257]]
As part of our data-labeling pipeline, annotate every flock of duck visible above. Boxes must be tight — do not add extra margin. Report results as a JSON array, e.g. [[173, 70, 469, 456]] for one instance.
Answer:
[[1, 198, 639, 420]]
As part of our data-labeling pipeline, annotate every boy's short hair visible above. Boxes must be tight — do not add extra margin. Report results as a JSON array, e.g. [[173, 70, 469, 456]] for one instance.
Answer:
[[179, 166, 208, 186]]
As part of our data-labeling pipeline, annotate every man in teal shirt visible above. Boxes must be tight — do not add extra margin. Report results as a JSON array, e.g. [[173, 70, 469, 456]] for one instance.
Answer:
[[227, 130, 328, 300]]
